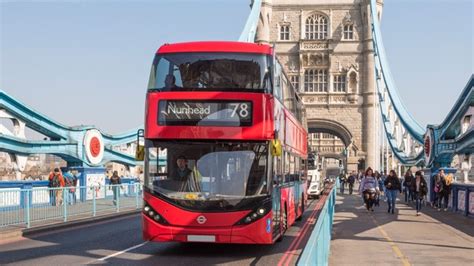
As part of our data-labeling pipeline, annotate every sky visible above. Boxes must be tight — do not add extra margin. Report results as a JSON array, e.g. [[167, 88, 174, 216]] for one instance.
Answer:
[[0, 0, 472, 137]]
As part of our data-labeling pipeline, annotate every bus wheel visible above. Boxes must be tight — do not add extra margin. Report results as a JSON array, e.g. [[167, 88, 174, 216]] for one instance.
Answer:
[[296, 196, 304, 221]]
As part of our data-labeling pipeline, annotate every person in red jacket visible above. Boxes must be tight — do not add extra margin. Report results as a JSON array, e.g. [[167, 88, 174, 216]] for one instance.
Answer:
[[49, 168, 65, 206]]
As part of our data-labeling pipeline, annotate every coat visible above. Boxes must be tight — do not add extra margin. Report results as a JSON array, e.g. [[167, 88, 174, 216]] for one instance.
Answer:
[[410, 176, 427, 197]]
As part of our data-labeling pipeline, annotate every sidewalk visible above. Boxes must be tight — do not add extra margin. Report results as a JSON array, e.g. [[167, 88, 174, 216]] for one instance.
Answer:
[[329, 191, 474, 265]]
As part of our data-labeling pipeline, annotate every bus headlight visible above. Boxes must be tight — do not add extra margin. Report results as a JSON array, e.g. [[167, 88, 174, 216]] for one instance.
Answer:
[[234, 200, 272, 226], [142, 201, 169, 225]]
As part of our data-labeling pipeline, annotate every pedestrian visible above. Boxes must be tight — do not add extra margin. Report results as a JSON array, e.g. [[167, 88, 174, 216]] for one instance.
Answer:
[[48, 171, 56, 206], [359, 167, 379, 212], [411, 170, 428, 216], [402, 170, 414, 203], [381, 170, 387, 202], [348, 171, 356, 195], [49, 168, 65, 206], [384, 170, 402, 214], [441, 173, 453, 211], [63, 170, 77, 205], [374, 172, 383, 207], [110, 171, 121, 205], [433, 171, 444, 210], [339, 174, 346, 194]]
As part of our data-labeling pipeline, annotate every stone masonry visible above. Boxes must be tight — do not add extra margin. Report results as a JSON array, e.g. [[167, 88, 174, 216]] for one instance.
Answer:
[[255, 0, 384, 172]]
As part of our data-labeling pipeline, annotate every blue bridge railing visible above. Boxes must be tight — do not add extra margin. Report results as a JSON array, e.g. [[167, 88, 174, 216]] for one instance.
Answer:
[[0, 183, 142, 229], [298, 185, 337, 266]]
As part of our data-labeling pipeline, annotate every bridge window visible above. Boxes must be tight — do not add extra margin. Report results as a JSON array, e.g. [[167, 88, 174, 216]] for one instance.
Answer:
[[343, 24, 354, 40], [333, 75, 346, 92], [280, 25, 290, 41], [304, 69, 328, 92], [305, 14, 328, 40], [290, 75, 299, 91]]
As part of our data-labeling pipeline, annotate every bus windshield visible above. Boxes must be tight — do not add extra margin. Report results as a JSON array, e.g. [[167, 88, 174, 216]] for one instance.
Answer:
[[144, 140, 270, 210], [148, 53, 271, 92]]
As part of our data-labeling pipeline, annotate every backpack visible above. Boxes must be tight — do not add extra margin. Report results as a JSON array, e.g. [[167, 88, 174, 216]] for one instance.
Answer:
[[51, 175, 60, 187]]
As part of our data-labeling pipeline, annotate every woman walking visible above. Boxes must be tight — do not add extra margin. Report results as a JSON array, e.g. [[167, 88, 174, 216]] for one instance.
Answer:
[[359, 167, 379, 212], [384, 170, 402, 214], [110, 171, 122, 205], [410, 171, 427, 216]]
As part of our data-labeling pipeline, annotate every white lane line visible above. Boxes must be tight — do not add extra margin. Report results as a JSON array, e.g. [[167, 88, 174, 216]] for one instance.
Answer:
[[98, 241, 149, 261]]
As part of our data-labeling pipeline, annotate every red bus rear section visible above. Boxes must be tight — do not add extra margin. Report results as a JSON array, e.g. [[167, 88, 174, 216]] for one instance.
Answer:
[[142, 41, 307, 244]]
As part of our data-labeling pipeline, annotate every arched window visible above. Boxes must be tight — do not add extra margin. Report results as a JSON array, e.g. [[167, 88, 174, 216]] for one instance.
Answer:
[[305, 14, 328, 40], [343, 24, 354, 40], [304, 69, 328, 92]]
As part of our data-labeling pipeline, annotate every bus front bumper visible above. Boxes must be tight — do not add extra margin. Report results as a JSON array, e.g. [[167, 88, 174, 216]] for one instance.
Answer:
[[142, 212, 275, 244]]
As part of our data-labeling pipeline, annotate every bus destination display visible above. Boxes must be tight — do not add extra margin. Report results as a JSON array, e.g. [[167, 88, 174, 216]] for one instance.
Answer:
[[158, 100, 252, 126]]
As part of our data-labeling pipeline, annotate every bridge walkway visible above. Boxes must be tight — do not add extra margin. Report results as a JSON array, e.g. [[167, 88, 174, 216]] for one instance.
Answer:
[[329, 189, 474, 265]]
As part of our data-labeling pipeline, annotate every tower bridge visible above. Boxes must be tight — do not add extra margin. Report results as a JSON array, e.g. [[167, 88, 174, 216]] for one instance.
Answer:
[[242, 0, 472, 177], [0, 0, 473, 265]]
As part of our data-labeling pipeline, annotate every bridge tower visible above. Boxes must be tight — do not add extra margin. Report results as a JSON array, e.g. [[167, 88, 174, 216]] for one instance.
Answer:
[[255, 0, 384, 172]]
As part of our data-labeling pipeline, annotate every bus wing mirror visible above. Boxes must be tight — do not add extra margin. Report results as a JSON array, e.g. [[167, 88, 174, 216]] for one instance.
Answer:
[[271, 139, 282, 157], [135, 129, 145, 161]]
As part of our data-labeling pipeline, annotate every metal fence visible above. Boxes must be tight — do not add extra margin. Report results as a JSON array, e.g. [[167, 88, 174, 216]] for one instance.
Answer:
[[0, 184, 142, 229], [298, 185, 337, 266]]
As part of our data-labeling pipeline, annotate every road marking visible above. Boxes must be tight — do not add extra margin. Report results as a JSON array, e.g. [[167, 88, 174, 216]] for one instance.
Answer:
[[97, 241, 148, 261], [370, 216, 411, 266]]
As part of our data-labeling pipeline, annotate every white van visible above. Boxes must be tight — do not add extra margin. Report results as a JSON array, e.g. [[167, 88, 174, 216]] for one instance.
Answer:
[[307, 169, 323, 199]]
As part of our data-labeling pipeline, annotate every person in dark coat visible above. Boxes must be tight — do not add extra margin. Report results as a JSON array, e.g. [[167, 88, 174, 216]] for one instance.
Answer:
[[410, 171, 428, 216], [110, 171, 122, 205], [384, 170, 402, 214]]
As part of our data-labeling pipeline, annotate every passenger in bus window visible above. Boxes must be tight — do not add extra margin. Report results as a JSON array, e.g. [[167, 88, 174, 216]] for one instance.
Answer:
[[164, 74, 179, 90]]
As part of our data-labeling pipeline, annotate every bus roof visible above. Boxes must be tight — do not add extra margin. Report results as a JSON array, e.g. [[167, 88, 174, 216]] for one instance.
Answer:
[[156, 41, 273, 55]]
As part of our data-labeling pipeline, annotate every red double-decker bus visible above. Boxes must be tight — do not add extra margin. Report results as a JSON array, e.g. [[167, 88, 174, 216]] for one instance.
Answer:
[[140, 41, 307, 244]]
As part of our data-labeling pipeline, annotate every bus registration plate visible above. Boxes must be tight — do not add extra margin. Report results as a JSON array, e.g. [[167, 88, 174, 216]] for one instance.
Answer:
[[187, 235, 216, 242]]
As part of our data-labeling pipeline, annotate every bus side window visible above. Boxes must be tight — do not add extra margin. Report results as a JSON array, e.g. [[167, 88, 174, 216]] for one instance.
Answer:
[[273, 64, 283, 101], [274, 155, 283, 185], [284, 152, 292, 183]]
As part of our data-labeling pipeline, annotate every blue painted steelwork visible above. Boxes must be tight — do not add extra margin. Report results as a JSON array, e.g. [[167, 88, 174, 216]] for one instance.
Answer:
[[370, 0, 473, 167], [298, 186, 336, 266], [369, 0, 425, 165], [369, 0, 425, 142], [426, 76, 474, 167], [0, 89, 140, 166], [239, 0, 262, 42]]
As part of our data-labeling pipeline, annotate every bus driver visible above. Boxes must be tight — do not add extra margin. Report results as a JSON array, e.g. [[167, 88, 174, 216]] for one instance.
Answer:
[[175, 155, 192, 181]]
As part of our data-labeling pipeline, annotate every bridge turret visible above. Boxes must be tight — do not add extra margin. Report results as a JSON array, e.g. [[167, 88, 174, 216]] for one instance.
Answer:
[[255, 0, 272, 44]]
